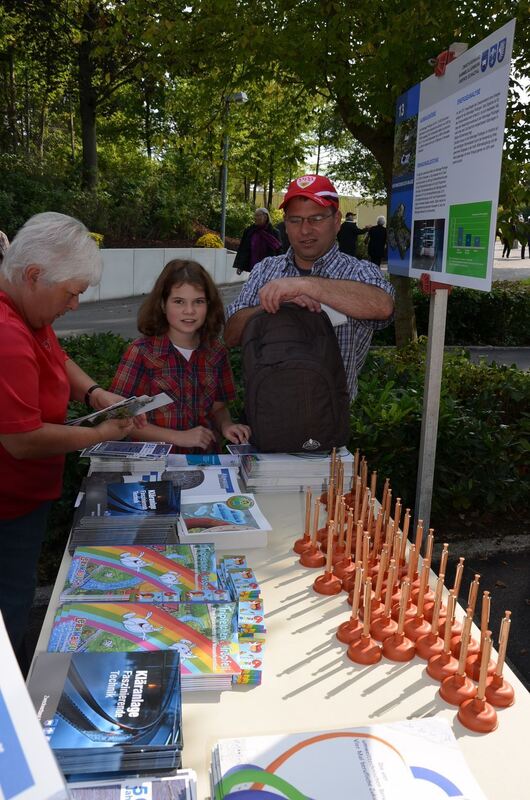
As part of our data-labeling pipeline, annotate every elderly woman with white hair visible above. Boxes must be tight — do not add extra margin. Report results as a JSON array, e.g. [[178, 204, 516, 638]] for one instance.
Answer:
[[366, 215, 387, 267], [0, 212, 136, 656]]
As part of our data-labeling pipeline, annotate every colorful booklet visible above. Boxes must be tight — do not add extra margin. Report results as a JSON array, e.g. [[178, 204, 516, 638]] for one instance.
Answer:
[[47, 602, 240, 689], [177, 494, 270, 549], [81, 481, 180, 524], [61, 544, 218, 603], [166, 453, 240, 468], [81, 442, 173, 460], [68, 393, 173, 427], [27, 650, 182, 778], [69, 770, 197, 799], [211, 718, 488, 800]]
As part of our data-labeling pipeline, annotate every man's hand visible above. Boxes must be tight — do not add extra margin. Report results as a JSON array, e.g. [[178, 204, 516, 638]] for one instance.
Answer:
[[258, 277, 316, 313], [290, 294, 321, 312]]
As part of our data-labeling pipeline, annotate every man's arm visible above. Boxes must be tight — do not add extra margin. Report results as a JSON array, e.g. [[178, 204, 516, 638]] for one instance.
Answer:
[[224, 306, 262, 347], [258, 276, 394, 319]]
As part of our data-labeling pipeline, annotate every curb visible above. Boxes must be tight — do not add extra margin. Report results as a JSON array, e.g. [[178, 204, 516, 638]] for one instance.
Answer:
[[432, 534, 530, 560]]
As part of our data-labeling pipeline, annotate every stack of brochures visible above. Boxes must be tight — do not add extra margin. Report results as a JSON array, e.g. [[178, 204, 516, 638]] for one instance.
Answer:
[[81, 441, 173, 474], [69, 479, 180, 552], [235, 446, 355, 493], [28, 650, 183, 779], [47, 601, 241, 691], [162, 465, 241, 497], [60, 544, 226, 604], [69, 770, 197, 799], [210, 718, 488, 800], [177, 493, 271, 549]]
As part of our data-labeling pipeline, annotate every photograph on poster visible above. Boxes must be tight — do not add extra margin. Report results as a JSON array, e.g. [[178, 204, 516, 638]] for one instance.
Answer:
[[388, 199, 413, 271], [411, 218, 446, 271], [392, 114, 418, 177]]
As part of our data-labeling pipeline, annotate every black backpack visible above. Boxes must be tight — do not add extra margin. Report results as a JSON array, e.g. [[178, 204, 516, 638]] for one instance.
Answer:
[[240, 304, 351, 453]]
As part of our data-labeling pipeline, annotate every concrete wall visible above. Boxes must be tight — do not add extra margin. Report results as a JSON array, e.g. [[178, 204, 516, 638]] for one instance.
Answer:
[[81, 248, 238, 303]]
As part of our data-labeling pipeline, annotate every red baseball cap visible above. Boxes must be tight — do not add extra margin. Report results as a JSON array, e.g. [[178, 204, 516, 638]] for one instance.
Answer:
[[279, 174, 339, 209]]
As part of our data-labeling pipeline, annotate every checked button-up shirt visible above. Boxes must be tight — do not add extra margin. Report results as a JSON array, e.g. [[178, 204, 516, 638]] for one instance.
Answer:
[[226, 244, 395, 400]]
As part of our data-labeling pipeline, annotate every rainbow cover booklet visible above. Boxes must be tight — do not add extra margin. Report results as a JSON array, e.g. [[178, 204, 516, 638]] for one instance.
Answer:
[[61, 544, 218, 603], [47, 602, 240, 686]]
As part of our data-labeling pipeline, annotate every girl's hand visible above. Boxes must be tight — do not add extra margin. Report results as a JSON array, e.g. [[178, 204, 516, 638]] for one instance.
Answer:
[[175, 426, 217, 450], [222, 422, 251, 444]]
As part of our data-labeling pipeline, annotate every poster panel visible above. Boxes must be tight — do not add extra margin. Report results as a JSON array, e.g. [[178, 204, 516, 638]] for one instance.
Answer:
[[387, 19, 515, 290]]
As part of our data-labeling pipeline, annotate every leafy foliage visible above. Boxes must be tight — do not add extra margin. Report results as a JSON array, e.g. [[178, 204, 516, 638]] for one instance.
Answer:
[[373, 281, 530, 346], [38, 329, 529, 583], [349, 343, 530, 521]]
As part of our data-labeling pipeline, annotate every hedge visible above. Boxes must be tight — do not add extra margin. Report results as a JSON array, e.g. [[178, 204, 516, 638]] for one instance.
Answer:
[[39, 331, 529, 584], [373, 280, 530, 346]]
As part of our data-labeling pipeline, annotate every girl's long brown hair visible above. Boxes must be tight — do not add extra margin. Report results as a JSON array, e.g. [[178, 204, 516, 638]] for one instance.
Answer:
[[138, 260, 225, 341]]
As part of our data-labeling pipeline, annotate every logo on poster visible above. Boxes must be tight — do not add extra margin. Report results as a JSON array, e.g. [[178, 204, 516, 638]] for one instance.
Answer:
[[488, 43, 498, 68], [481, 38, 506, 73]]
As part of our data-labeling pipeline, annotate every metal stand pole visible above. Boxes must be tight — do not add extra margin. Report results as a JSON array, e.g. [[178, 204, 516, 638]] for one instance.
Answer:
[[414, 287, 448, 538], [220, 102, 229, 245]]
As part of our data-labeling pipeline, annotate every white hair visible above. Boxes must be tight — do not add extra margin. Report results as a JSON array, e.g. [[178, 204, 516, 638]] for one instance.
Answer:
[[1, 212, 102, 286], [377, 215, 386, 226]]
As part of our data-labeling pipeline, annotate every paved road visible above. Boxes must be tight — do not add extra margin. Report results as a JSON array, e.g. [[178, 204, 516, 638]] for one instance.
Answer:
[[54, 280, 530, 370]]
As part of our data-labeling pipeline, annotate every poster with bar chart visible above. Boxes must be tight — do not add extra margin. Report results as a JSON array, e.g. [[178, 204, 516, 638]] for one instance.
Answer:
[[387, 19, 515, 291]]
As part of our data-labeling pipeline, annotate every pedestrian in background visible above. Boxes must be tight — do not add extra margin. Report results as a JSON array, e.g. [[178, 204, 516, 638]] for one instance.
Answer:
[[366, 216, 387, 267], [337, 212, 366, 257], [233, 208, 281, 275]]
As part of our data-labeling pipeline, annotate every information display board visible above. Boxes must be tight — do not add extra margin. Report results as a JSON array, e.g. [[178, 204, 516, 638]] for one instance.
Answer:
[[388, 19, 515, 290]]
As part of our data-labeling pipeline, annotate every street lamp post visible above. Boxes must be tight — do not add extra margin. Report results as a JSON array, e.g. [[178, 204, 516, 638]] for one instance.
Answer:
[[220, 91, 248, 245]]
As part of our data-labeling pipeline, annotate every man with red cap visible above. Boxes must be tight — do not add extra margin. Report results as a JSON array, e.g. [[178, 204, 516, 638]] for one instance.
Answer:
[[225, 174, 394, 400]]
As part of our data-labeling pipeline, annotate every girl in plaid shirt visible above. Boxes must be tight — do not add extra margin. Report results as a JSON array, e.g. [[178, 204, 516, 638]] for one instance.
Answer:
[[111, 260, 250, 453]]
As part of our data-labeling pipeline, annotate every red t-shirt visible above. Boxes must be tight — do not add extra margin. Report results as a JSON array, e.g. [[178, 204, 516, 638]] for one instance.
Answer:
[[0, 291, 70, 519]]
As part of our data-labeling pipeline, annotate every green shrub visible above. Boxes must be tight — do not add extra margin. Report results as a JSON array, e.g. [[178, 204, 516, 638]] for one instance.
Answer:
[[349, 343, 530, 522], [372, 281, 530, 346], [39, 334, 529, 584]]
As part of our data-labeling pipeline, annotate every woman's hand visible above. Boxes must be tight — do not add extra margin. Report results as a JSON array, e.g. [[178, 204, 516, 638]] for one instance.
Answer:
[[222, 422, 251, 444], [95, 416, 135, 441], [89, 388, 147, 429], [174, 426, 217, 451]]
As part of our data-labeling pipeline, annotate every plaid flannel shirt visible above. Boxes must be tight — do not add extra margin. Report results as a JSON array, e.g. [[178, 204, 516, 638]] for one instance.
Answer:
[[110, 335, 236, 452], [226, 243, 395, 400]]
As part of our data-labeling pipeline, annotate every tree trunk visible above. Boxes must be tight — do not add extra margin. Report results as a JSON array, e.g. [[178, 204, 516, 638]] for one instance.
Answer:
[[267, 153, 274, 210], [68, 94, 76, 163], [78, 5, 98, 190], [252, 169, 258, 204], [6, 47, 18, 152], [143, 84, 152, 159], [390, 274, 417, 346]]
